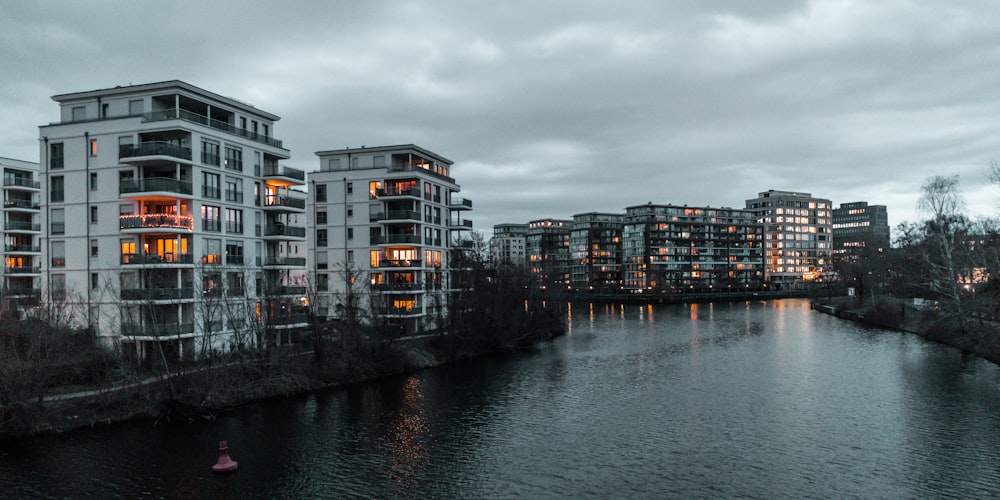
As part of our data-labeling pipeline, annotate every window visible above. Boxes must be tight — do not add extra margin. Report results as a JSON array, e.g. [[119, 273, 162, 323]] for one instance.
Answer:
[[203, 238, 222, 264], [226, 208, 243, 234], [129, 99, 143, 115], [316, 229, 327, 247], [318, 274, 329, 291], [315, 184, 326, 202], [121, 239, 136, 262], [90, 205, 98, 224], [240, 117, 247, 130], [50, 175, 64, 202], [226, 240, 243, 265], [225, 146, 243, 171], [316, 251, 328, 269], [91, 273, 99, 290], [262, 124, 269, 137], [51, 241, 65, 268], [50, 143, 64, 170], [101, 103, 109, 118], [327, 158, 341, 170], [50, 208, 65, 235], [203, 172, 220, 198], [347, 250, 354, 263], [369, 181, 381, 199], [202, 140, 220, 166], [346, 182, 353, 195], [225, 177, 242, 203], [90, 172, 98, 190], [316, 211, 327, 225], [347, 205, 353, 217], [202, 205, 221, 232], [373, 155, 385, 167], [72, 106, 86, 121], [254, 151, 261, 176], [89, 139, 98, 157], [254, 182, 262, 206], [347, 227, 354, 240]]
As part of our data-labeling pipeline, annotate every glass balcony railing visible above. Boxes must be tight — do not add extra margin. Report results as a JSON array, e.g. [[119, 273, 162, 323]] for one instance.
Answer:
[[142, 109, 284, 149], [119, 177, 193, 196], [264, 195, 305, 209], [263, 257, 307, 266], [120, 287, 195, 301], [263, 165, 305, 181], [264, 224, 306, 238], [119, 142, 192, 161]]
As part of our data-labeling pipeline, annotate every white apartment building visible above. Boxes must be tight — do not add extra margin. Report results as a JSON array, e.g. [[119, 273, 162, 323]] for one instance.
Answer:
[[309, 145, 472, 335], [490, 223, 528, 267], [1, 157, 41, 314], [38, 81, 307, 362], [745, 189, 833, 286]]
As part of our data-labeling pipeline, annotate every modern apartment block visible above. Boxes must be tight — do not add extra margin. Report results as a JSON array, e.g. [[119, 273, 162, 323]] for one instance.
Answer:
[[38, 81, 307, 362], [526, 219, 572, 289], [569, 212, 623, 291], [1, 157, 42, 313], [745, 190, 833, 286], [622, 204, 764, 292], [490, 223, 528, 267], [309, 145, 472, 334], [832, 201, 890, 255]]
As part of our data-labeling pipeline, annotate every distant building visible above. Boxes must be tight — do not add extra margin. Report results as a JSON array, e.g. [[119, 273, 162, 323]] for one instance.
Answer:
[[38, 80, 307, 361], [622, 204, 764, 291], [832, 201, 890, 255], [310, 145, 472, 334], [491, 223, 528, 267], [569, 212, 623, 291], [745, 190, 833, 285], [1, 157, 41, 315], [526, 218, 571, 288]]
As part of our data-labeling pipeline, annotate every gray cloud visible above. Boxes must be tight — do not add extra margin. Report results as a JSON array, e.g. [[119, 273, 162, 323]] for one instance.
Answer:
[[3, 0, 999, 236]]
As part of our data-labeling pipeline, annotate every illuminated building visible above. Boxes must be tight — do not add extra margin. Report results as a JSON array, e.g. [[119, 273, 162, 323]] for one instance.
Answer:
[[745, 190, 833, 285], [569, 212, 623, 291], [526, 218, 572, 288], [491, 223, 528, 267], [310, 145, 472, 334], [622, 204, 763, 292], [832, 201, 890, 255], [39, 81, 307, 361], [1, 157, 41, 314]]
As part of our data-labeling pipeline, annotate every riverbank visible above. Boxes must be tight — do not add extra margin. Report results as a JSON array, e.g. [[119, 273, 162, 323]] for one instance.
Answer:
[[810, 296, 1000, 365]]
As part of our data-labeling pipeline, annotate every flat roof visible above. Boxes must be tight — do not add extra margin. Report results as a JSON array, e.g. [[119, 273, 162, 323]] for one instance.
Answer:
[[315, 144, 453, 165]]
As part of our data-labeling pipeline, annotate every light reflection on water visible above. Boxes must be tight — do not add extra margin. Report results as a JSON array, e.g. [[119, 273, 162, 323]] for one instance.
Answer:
[[3, 299, 1000, 498]]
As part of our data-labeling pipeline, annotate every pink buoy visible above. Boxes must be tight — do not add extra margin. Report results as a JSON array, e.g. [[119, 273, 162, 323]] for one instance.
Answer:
[[212, 440, 238, 473]]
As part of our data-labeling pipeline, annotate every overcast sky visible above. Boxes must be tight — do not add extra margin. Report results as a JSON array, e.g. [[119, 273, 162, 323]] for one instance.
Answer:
[[3, 1, 999, 235]]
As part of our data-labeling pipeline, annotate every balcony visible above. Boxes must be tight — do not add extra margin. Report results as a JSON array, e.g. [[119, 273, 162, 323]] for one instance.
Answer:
[[3, 199, 39, 210], [119, 214, 194, 232], [121, 252, 194, 265], [5, 244, 40, 253], [373, 210, 421, 222], [120, 287, 195, 301], [3, 177, 39, 190], [121, 322, 195, 337], [263, 257, 307, 267], [378, 259, 420, 268], [119, 177, 193, 198], [371, 282, 423, 292], [449, 219, 474, 229], [119, 142, 193, 162], [4, 221, 41, 232], [263, 165, 305, 183], [264, 286, 307, 296], [4, 266, 40, 275], [449, 198, 473, 210], [142, 109, 284, 149], [376, 186, 421, 198], [5, 287, 40, 299], [263, 194, 305, 211], [376, 234, 421, 245], [264, 224, 306, 239]]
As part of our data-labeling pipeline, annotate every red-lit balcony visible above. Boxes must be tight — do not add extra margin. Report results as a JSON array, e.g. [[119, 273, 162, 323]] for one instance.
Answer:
[[120, 214, 194, 234]]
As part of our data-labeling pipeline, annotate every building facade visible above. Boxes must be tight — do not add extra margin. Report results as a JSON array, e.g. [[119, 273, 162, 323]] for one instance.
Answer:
[[569, 212, 623, 291], [832, 201, 890, 255], [1, 157, 41, 315], [309, 145, 472, 334], [526, 218, 572, 289], [38, 81, 307, 362], [622, 204, 764, 292], [745, 190, 833, 286], [490, 223, 528, 267]]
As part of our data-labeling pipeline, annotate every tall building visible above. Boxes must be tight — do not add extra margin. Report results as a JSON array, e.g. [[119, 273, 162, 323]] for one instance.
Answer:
[[832, 201, 890, 255], [491, 223, 528, 267], [309, 145, 472, 334], [622, 204, 763, 292], [526, 218, 571, 289], [1, 157, 42, 314], [569, 212, 623, 291], [39, 81, 307, 362], [745, 190, 833, 286]]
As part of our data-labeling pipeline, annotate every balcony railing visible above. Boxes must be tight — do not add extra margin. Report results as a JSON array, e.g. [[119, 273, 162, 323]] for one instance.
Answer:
[[3, 199, 39, 210], [449, 219, 474, 228], [264, 224, 306, 238], [449, 198, 473, 209], [263, 257, 306, 266], [120, 287, 195, 301], [375, 210, 421, 222], [119, 141, 193, 161], [5, 287, 40, 298], [379, 259, 419, 268], [120, 177, 193, 196], [119, 214, 194, 231], [264, 286, 307, 296], [264, 195, 305, 209], [377, 234, 421, 244], [225, 190, 244, 203], [3, 177, 39, 189], [142, 109, 284, 149], [4, 221, 40, 231], [263, 165, 305, 181], [5, 244, 40, 253], [4, 266, 40, 275], [371, 282, 423, 291], [377, 186, 421, 198], [121, 322, 195, 337], [121, 252, 194, 265]]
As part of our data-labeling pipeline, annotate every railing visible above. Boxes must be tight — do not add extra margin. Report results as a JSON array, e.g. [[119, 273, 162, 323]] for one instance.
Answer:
[[264, 286, 307, 296], [377, 186, 421, 197], [3, 199, 39, 209], [225, 190, 244, 203], [5, 287, 40, 298], [449, 219, 474, 228], [377, 234, 421, 244], [4, 266, 40, 274], [449, 198, 473, 209], [226, 255, 244, 265], [120, 177, 193, 196], [263, 165, 305, 181], [121, 252, 194, 265], [264, 224, 306, 238], [142, 109, 284, 149], [119, 142, 192, 161], [372, 282, 423, 291], [5, 244, 40, 253], [120, 287, 195, 301], [3, 178, 39, 189], [121, 322, 195, 336], [264, 195, 305, 209], [375, 210, 421, 222], [4, 221, 40, 231], [202, 186, 220, 198], [120, 214, 193, 231], [263, 257, 306, 266], [380, 259, 419, 268]]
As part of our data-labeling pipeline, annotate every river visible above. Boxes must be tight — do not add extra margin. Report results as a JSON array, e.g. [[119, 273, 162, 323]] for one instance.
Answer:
[[3, 299, 1000, 498]]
